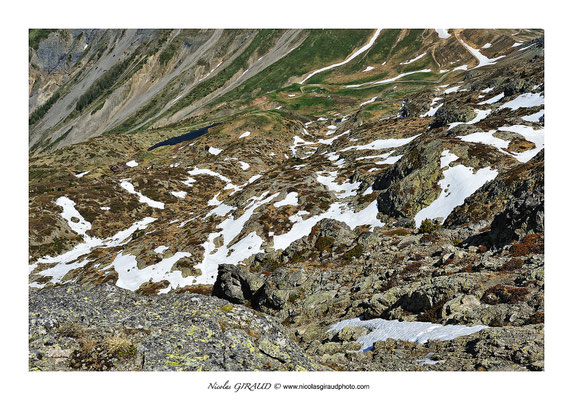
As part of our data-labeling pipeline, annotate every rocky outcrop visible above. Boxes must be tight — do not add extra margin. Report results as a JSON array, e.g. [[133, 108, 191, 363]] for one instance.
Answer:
[[488, 184, 544, 246], [430, 104, 476, 129], [445, 150, 544, 238], [374, 139, 443, 220], [307, 324, 543, 371], [212, 263, 264, 304], [29, 284, 321, 371]]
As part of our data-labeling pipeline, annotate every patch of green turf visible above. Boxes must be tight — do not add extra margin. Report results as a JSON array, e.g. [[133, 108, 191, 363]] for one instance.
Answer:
[[29, 29, 57, 50], [215, 29, 372, 102]]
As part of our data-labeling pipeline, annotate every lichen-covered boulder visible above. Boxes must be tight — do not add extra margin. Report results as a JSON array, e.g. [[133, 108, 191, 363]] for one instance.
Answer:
[[29, 284, 321, 371], [430, 104, 477, 128]]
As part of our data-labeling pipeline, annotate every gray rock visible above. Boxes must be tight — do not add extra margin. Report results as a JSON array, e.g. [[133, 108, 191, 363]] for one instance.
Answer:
[[212, 264, 264, 304], [29, 284, 321, 371], [430, 104, 477, 129], [335, 325, 368, 342]]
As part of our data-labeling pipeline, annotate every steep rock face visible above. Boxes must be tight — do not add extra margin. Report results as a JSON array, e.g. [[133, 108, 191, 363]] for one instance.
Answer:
[[444, 150, 544, 229], [373, 138, 444, 220], [29, 284, 321, 371], [212, 263, 264, 304], [488, 185, 544, 245]]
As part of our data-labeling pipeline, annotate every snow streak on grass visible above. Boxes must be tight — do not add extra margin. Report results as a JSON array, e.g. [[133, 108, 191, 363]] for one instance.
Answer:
[[301, 29, 382, 84], [458, 38, 505, 69], [120, 179, 165, 209], [346, 69, 432, 88]]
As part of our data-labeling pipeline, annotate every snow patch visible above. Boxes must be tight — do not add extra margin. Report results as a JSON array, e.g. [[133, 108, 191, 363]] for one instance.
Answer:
[[126, 160, 138, 168], [154, 246, 169, 254], [435, 29, 451, 39], [498, 125, 544, 162], [120, 179, 165, 209], [30, 215, 156, 287], [317, 129, 350, 145], [458, 130, 510, 151], [500, 92, 544, 110], [360, 97, 377, 107], [206, 203, 235, 218], [191, 192, 280, 285], [522, 110, 544, 122], [170, 191, 187, 199], [236, 161, 250, 170], [55, 197, 92, 237], [477, 93, 504, 105], [356, 151, 394, 161], [458, 38, 505, 69], [290, 135, 317, 157], [375, 155, 403, 165], [112, 251, 192, 292], [273, 201, 384, 250], [346, 69, 432, 88], [421, 97, 443, 117], [341, 134, 421, 152], [440, 150, 459, 169], [328, 317, 487, 351], [75, 171, 90, 178], [444, 85, 461, 94], [400, 52, 427, 65], [414, 164, 498, 227], [316, 171, 361, 198], [273, 192, 299, 208], [448, 109, 492, 130], [239, 131, 251, 138], [184, 168, 240, 193], [208, 147, 223, 155]]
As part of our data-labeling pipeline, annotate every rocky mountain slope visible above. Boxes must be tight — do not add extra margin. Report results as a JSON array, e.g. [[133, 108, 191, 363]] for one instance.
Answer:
[[29, 28, 544, 371]]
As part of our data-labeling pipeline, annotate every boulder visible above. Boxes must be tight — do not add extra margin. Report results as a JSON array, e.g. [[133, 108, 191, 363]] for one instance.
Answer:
[[29, 283, 321, 371], [430, 104, 477, 129], [212, 264, 264, 304], [374, 139, 444, 219]]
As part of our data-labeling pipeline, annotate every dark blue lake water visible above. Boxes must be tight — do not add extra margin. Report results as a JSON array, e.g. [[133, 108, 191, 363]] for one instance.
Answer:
[[147, 123, 221, 151]]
